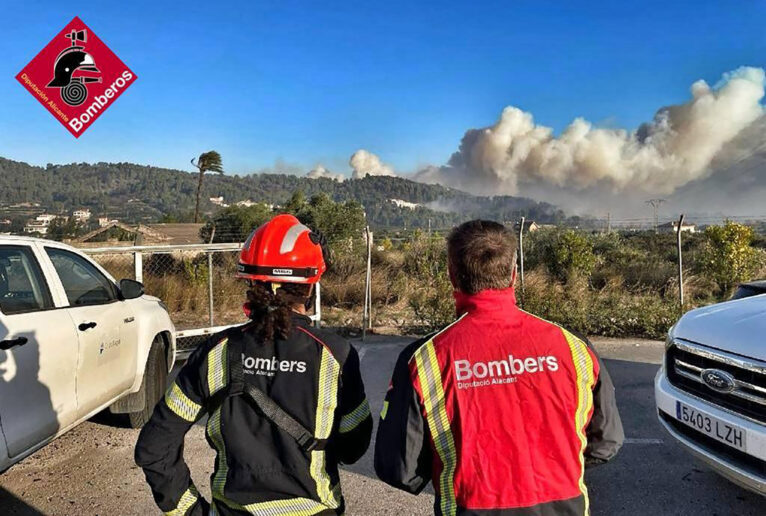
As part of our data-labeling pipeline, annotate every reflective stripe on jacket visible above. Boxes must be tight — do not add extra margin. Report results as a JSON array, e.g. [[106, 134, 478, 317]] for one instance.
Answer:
[[374, 287, 624, 516], [135, 313, 372, 516]]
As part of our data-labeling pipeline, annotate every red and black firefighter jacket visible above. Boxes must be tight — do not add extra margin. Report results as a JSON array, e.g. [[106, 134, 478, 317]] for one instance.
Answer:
[[135, 314, 372, 516], [375, 287, 624, 516]]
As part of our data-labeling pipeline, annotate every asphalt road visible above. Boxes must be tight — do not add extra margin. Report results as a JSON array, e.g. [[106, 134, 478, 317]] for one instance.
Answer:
[[1, 337, 764, 515]]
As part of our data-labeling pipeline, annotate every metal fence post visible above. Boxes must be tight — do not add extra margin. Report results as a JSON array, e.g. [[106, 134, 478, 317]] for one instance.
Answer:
[[133, 251, 143, 282], [207, 251, 214, 327], [518, 217, 525, 308], [363, 226, 372, 341], [314, 283, 322, 329], [677, 214, 685, 314], [367, 229, 373, 331]]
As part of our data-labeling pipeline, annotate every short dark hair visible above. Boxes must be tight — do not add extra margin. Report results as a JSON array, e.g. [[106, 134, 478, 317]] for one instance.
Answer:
[[447, 220, 518, 294]]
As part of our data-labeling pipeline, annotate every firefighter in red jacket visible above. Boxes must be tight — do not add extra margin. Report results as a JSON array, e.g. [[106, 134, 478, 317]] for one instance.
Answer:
[[375, 220, 624, 516]]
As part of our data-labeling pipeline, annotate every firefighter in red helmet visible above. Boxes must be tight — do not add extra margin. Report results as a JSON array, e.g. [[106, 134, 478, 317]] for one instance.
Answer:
[[136, 214, 372, 516]]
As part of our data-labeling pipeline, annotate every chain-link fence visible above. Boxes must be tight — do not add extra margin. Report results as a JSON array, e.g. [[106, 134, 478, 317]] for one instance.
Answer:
[[80, 243, 321, 357], [346, 219, 766, 340]]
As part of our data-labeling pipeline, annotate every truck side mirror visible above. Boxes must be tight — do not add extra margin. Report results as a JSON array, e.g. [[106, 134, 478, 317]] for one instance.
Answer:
[[119, 279, 144, 300]]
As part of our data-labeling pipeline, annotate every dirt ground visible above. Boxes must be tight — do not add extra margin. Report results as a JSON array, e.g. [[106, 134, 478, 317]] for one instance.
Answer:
[[0, 419, 432, 516]]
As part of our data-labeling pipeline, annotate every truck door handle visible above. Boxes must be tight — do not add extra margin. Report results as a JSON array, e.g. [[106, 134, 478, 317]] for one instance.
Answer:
[[0, 337, 28, 350], [78, 322, 97, 331]]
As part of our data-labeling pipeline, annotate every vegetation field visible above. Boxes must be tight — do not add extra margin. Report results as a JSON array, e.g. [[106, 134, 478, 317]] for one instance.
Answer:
[[86, 193, 766, 340]]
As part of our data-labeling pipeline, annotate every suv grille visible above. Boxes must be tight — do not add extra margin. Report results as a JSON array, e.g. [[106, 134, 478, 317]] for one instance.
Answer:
[[667, 340, 766, 424]]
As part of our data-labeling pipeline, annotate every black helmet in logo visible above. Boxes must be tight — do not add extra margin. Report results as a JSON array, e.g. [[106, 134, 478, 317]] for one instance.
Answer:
[[700, 369, 736, 393], [46, 29, 102, 107]]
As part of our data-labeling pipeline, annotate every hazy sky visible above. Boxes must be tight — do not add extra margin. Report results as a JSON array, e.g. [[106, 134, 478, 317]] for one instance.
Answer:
[[3, 1, 765, 177]]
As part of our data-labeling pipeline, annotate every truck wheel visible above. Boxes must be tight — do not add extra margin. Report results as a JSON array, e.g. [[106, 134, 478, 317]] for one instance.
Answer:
[[128, 337, 168, 428]]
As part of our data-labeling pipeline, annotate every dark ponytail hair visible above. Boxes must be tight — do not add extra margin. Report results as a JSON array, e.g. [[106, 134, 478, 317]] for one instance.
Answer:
[[245, 282, 311, 341]]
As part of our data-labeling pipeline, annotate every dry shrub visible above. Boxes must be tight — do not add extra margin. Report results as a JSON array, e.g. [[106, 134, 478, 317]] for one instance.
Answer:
[[521, 268, 678, 339], [140, 254, 245, 329], [321, 250, 367, 308], [401, 233, 455, 331], [753, 249, 766, 280], [321, 246, 414, 324]]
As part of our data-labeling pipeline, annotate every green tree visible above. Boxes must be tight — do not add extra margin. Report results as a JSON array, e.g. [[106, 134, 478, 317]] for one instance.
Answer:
[[47, 217, 82, 241], [200, 204, 274, 243], [403, 232, 454, 330], [8, 216, 26, 235], [283, 190, 307, 213], [160, 211, 196, 223], [283, 192, 366, 247], [191, 151, 224, 223], [700, 221, 759, 293], [542, 229, 596, 283]]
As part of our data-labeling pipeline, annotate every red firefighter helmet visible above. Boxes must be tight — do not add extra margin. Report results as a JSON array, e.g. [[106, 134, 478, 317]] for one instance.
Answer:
[[237, 214, 326, 284]]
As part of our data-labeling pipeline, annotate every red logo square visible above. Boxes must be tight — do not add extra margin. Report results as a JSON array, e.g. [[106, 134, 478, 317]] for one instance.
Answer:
[[15, 16, 137, 138]]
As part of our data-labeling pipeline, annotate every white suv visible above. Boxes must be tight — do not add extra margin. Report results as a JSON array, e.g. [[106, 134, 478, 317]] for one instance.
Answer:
[[655, 294, 766, 495], [0, 236, 175, 472]]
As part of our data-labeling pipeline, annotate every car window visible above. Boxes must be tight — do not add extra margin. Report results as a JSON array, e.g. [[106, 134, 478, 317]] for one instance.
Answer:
[[0, 246, 54, 315], [730, 286, 762, 300], [46, 248, 116, 307], [730, 287, 753, 300]]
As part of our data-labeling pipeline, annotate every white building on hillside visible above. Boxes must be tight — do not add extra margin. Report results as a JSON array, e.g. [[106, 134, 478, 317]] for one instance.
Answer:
[[658, 221, 697, 234], [389, 199, 420, 210], [36, 214, 57, 224], [25, 221, 49, 235], [24, 213, 63, 235], [73, 209, 91, 222]]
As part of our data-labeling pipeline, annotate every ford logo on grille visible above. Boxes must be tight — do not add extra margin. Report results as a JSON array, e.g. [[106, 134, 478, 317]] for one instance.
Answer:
[[700, 369, 736, 393]]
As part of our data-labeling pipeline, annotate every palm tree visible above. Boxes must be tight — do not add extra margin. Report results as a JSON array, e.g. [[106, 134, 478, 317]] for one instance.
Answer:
[[191, 151, 224, 223]]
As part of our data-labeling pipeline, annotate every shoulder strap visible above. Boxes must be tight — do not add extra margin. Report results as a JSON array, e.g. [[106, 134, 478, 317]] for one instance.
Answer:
[[241, 382, 326, 452], [210, 332, 325, 453]]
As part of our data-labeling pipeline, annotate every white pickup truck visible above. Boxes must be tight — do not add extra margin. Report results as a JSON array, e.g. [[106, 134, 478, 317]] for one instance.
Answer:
[[0, 236, 175, 473]]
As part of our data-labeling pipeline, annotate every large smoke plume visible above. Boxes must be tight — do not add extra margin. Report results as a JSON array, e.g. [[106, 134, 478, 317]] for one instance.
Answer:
[[415, 67, 765, 197]]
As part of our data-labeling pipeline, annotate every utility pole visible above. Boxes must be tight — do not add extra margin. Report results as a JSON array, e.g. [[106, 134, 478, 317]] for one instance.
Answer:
[[645, 199, 666, 233], [606, 212, 611, 234]]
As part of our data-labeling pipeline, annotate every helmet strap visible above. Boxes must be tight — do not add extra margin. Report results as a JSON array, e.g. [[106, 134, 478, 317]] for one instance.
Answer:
[[304, 284, 316, 311]]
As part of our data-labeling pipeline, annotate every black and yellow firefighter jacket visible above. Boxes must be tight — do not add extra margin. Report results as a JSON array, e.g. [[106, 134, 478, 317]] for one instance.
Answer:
[[135, 314, 372, 516]]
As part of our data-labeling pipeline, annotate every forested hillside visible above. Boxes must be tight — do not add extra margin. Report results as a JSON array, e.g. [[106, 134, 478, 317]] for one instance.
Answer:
[[0, 157, 567, 228]]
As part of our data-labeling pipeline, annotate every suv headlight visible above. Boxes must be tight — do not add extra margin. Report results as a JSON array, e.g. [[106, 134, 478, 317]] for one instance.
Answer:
[[665, 324, 676, 350]]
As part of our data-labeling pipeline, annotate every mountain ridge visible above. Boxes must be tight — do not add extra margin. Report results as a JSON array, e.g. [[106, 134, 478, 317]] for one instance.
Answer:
[[0, 157, 567, 228]]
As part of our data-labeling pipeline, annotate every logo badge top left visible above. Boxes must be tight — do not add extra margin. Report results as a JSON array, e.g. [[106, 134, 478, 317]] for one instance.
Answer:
[[16, 16, 137, 138]]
